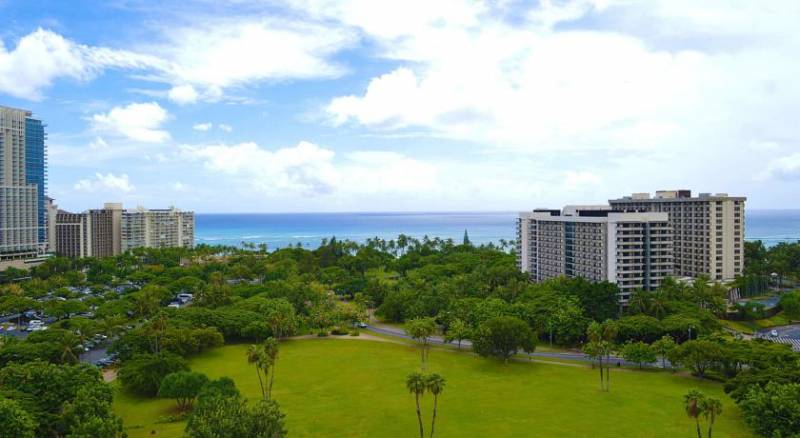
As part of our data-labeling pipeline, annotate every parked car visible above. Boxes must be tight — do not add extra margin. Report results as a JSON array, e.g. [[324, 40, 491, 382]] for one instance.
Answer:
[[27, 320, 45, 331], [358, 322, 368, 328]]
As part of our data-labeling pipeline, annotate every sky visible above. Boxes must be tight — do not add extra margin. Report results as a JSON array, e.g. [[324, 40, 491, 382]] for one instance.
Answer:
[[1, 0, 799, 213]]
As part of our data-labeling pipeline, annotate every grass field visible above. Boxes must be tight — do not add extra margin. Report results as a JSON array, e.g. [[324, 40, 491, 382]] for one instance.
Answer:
[[114, 338, 754, 437]]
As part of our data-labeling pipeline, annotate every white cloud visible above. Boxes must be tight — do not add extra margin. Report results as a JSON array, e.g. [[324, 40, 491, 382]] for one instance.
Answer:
[[74, 172, 135, 193], [0, 28, 161, 100], [316, 0, 800, 161], [757, 153, 800, 181], [180, 141, 437, 196], [168, 84, 199, 104], [91, 102, 170, 143], [218, 124, 233, 132], [142, 18, 356, 101], [193, 122, 212, 131], [564, 170, 602, 189], [1, 18, 354, 102], [88, 137, 108, 150]]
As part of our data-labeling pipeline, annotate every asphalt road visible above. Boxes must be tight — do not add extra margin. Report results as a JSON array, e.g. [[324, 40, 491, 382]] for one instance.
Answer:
[[365, 324, 666, 368], [758, 324, 800, 339]]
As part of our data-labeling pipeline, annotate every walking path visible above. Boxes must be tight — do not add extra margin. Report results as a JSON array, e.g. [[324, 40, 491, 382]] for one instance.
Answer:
[[365, 323, 662, 368]]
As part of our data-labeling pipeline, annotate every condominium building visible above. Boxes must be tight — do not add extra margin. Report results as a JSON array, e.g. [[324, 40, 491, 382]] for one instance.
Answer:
[[89, 203, 123, 257], [54, 210, 90, 258], [609, 190, 745, 281], [121, 206, 194, 251], [54, 203, 122, 259], [0, 106, 47, 267], [53, 203, 192, 258], [517, 207, 673, 300]]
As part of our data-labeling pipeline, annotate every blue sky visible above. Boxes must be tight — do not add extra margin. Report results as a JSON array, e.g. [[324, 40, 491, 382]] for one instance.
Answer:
[[1, 0, 799, 213]]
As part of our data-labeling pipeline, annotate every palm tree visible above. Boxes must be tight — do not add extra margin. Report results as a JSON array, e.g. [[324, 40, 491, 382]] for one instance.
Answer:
[[397, 234, 409, 255], [263, 337, 279, 399], [702, 397, 722, 438], [426, 374, 446, 438], [628, 290, 650, 315], [684, 389, 706, 438], [246, 344, 267, 399], [406, 372, 427, 438], [650, 291, 667, 319], [59, 332, 80, 364]]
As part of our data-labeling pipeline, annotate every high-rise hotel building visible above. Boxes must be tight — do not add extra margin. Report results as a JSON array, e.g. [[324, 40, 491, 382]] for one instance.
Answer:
[[517, 190, 745, 299], [609, 190, 745, 281], [53, 203, 194, 259], [0, 106, 47, 267], [517, 206, 673, 301], [121, 206, 194, 251], [54, 203, 123, 258]]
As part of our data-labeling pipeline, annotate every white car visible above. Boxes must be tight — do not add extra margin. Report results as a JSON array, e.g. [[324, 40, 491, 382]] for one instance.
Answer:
[[770, 330, 779, 337], [27, 320, 45, 331]]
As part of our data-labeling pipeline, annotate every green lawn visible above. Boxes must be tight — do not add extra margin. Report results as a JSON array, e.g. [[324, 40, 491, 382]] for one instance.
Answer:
[[114, 338, 754, 437]]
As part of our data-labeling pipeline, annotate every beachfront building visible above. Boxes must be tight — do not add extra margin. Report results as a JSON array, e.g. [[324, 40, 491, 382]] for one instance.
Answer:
[[517, 206, 673, 302], [53, 203, 193, 258], [609, 190, 745, 281], [0, 106, 48, 269], [122, 206, 194, 251], [54, 203, 124, 258]]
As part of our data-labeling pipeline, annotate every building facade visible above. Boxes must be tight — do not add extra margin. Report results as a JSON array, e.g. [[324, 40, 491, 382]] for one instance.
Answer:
[[609, 190, 745, 281], [54, 203, 123, 259], [517, 207, 673, 301], [121, 207, 194, 251], [0, 106, 47, 266], [53, 203, 192, 258], [55, 210, 90, 259]]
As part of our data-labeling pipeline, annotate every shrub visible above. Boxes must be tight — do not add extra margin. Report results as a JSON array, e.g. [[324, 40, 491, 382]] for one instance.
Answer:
[[118, 353, 188, 397], [779, 291, 800, 320], [472, 316, 536, 363], [330, 326, 348, 336], [158, 371, 209, 410], [739, 382, 800, 437]]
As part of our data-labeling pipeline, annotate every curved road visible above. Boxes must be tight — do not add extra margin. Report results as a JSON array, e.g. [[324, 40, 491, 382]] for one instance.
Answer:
[[365, 324, 664, 368]]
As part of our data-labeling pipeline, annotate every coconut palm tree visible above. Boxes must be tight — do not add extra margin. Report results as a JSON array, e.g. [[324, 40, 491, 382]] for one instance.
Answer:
[[702, 397, 722, 438], [684, 389, 706, 438], [59, 332, 80, 364], [406, 372, 427, 438], [246, 344, 267, 399], [426, 374, 446, 438], [650, 291, 667, 319], [628, 290, 651, 315], [263, 337, 279, 399]]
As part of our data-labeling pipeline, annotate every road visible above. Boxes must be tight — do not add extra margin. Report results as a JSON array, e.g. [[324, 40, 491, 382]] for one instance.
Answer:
[[755, 324, 800, 352], [365, 323, 664, 368]]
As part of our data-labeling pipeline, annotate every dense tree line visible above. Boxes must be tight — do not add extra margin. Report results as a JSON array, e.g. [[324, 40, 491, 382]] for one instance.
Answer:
[[1, 237, 798, 437]]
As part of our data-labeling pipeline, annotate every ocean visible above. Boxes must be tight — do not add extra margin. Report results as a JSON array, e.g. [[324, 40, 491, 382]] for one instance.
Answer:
[[195, 210, 800, 250]]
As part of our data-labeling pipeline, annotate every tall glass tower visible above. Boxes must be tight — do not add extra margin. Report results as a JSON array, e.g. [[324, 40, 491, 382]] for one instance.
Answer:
[[0, 105, 47, 262]]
